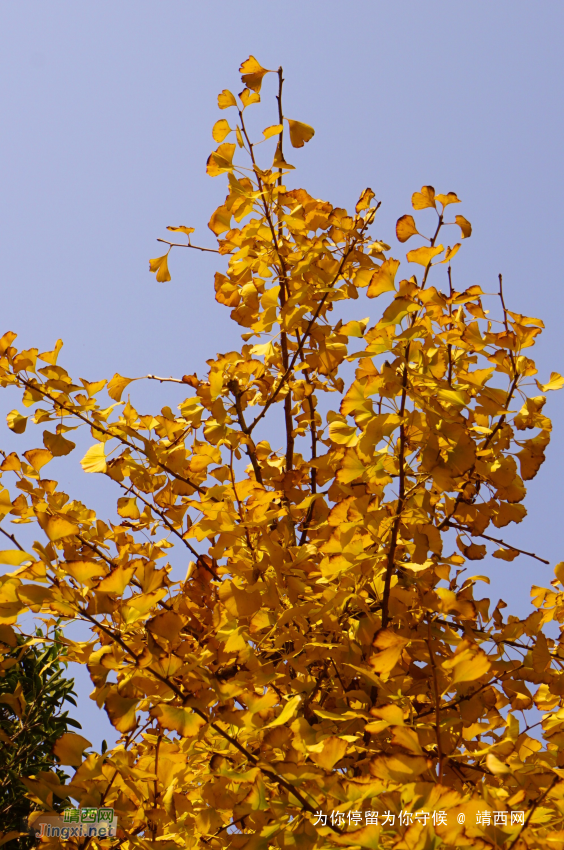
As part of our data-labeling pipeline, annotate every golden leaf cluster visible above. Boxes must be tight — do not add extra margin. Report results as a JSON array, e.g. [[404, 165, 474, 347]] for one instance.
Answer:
[[0, 56, 563, 849]]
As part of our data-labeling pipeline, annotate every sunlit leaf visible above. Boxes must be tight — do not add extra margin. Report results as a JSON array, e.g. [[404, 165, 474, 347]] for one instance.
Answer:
[[217, 89, 237, 109], [53, 732, 92, 766], [287, 118, 315, 148], [80, 443, 106, 474], [212, 119, 232, 143], [149, 253, 171, 283], [395, 214, 419, 243]]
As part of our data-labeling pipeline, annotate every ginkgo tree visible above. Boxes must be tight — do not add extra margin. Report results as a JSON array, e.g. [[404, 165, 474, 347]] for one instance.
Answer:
[[0, 54, 563, 849]]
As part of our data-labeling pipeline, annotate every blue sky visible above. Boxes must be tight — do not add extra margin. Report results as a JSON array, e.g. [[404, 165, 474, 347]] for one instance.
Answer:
[[0, 1, 563, 749]]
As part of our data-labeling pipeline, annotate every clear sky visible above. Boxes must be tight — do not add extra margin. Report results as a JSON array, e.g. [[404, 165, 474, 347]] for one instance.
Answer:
[[0, 1, 562, 750]]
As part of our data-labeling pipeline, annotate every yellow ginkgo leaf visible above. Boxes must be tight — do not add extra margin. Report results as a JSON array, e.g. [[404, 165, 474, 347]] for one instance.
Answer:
[[310, 736, 348, 770], [486, 753, 511, 775], [23, 449, 52, 472], [117, 496, 140, 520], [107, 372, 134, 401], [208, 204, 232, 236], [44, 516, 79, 541], [97, 565, 135, 594], [80, 443, 107, 474], [367, 258, 400, 298], [6, 410, 27, 434], [0, 550, 33, 566], [206, 142, 236, 176], [328, 419, 358, 447], [406, 244, 444, 266], [287, 118, 315, 148], [42, 430, 75, 457], [38, 338, 63, 365], [217, 89, 237, 109], [239, 88, 260, 108], [239, 55, 271, 92], [264, 695, 301, 728], [105, 694, 139, 733], [152, 704, 207, 737], [446, 648, 491, 683], [356, 187, 375, 213], [538, 372, 564, 391], [370, 631, 409, 678], [272, 140, 295, 170], [53, 732, 92, 766], [166, 225, 195, 237], [412, 185, 436, 210], [455, 214, 472, 238], [439, 243, 461, 263], [212, 119, 232, 143], [435, 191, 461, 208], [149, 253, 171, 283], [396, 214, 419, 243], [262, 123, 283, 140], [64, 560, 107, 586]]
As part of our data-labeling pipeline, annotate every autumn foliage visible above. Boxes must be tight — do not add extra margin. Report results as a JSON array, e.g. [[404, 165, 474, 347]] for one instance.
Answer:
[[1, 55, 564, 848]]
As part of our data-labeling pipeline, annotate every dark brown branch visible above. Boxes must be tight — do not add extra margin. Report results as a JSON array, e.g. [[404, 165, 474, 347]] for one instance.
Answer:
[[446, 522, 549, 564], [0, 526, 25, 551], [229, 382, 263, 486], [381, 346, 410, 628]]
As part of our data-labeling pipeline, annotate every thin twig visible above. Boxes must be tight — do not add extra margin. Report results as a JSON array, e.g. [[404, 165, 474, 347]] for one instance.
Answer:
[[156, 239, 221, 255], [0, 526, 25, 551], [446, 522, 549, 564], [145, 374, 185, 384]]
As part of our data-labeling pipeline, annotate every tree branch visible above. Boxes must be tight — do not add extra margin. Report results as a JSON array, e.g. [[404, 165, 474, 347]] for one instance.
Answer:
[[446, 522, 549, 564]]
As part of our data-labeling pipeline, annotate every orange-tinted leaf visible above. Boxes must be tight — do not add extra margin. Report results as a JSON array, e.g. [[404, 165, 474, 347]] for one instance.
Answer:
[[239, 55, 271, 92], [239, 88, 260, 108], [23, 449, 52, 472], [356, 188, 375, 213], [206, 143, 236, 176], [395, 214, 419, 243], [310, 736, 348, 769], [217, 89, 237, 109], [435, 192, 461, 208], [412, 185, 436, 209], [153, 704, 207, 737], [455, 214, 472, 238], [287, 118, 315, 148], [272, 141, 295, 170], [166, 225, 195, 237], [105, 694, 138, 733], [149, 253, 171, 283]]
